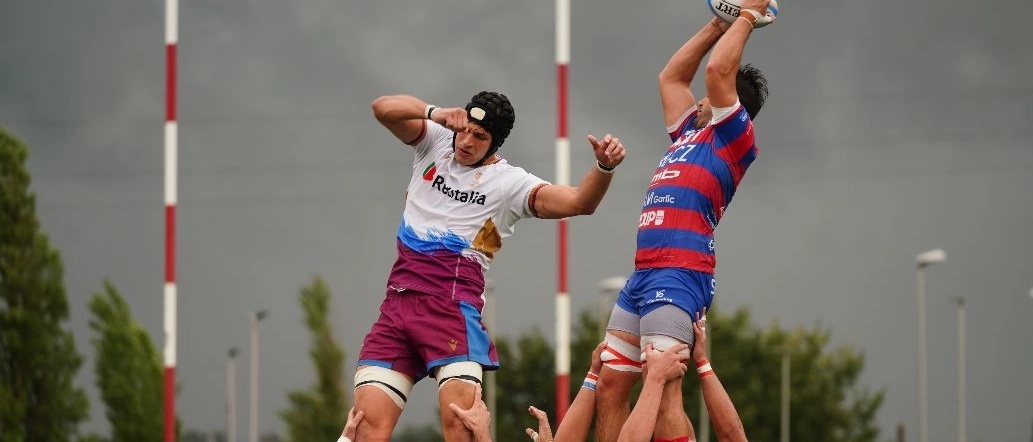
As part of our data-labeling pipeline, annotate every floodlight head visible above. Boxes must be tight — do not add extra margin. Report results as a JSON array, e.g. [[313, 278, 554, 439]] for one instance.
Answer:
[[228, 347, 239, 358], [915, 248, 947, 268], [599, 276, 628, 293]]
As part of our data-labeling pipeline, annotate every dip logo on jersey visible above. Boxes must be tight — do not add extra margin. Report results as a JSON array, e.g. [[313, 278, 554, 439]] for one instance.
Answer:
[[639, 209, 665, 227], [430, 175, 488, 205], [422, 163, 437, 181]]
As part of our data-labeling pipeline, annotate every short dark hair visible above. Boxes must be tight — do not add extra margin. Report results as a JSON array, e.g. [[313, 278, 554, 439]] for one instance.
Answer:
[[736, 64, 768, 120]]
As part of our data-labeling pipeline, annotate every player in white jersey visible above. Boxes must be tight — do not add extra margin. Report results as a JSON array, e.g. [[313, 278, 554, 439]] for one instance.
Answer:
[[344, 91, 626, 442]]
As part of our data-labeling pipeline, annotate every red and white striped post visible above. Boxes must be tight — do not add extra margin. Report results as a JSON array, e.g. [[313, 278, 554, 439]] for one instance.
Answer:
[[163, 0, 179, 441], [554, 0, 572, 424]]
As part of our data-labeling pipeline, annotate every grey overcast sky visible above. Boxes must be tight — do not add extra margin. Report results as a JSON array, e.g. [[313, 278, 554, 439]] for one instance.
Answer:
[[2, 0, 1032, 440]]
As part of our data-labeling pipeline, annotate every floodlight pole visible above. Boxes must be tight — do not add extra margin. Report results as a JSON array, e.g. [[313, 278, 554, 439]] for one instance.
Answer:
[[914, 248, 946, 442]]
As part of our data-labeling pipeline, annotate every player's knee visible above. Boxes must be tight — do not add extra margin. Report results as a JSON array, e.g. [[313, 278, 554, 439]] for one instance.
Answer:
[[601, 332, 643, 373], [596, 383, 628, 407], [354, 366, 414, 410], [596, 374, 636, 406], [440, 407, 467, 432], [434, 361, 483, 390]]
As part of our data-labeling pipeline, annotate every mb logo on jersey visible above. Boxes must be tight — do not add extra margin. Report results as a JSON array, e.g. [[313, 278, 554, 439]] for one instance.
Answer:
[[650, 168, 680, 184]]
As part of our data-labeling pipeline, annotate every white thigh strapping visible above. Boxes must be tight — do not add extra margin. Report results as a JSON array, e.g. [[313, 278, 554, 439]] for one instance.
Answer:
[[354, 366, 413, 409], [639, 334, 691, 360], [434, 361, 483, 389], [601, 332, 643, 372]]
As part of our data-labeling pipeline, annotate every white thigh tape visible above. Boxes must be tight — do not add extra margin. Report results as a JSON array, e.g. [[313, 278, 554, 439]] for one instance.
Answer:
[[639, 334, 690, 360], [601, 332, 643, 372], [435, 361, 483, 389], [354, 366, 413, 409]]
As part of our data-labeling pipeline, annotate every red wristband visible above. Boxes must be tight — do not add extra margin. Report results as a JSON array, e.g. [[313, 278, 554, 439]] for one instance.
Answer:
[[696, 359, 713, 378]]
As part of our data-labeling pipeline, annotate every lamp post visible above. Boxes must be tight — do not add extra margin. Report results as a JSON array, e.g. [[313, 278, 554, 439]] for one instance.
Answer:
[[597, 276, 626, 337], [248, 310, 268, 442], [954, 297, 966, 442], [781, 345, 790, 442], [915, 248, 946, 442], [484, 280, 497, 442], [227, 347, 239, 442]]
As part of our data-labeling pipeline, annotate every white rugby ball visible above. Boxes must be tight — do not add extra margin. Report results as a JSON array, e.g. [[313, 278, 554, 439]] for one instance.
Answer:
[[707, 0, 779, 27]]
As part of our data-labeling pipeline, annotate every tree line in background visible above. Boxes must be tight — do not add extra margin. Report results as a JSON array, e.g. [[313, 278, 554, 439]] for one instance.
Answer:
[[1, 126, 884, 442]]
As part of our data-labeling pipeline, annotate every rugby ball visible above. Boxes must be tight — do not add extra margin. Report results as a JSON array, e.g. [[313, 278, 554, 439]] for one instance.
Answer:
[[707, 0, 779, 28]]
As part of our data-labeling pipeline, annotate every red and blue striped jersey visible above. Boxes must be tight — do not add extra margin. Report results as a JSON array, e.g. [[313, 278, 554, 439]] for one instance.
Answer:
[[635, 102, 757, 273]]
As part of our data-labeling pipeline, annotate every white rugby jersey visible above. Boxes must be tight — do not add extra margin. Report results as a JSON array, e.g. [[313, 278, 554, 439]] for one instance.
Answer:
[[397, 121, 549, 270]]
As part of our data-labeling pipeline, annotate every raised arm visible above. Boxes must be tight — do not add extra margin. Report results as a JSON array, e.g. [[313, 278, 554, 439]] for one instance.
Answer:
[[690, 311, 747, 442], [370, 94, 432, 145], [615, 344, 690, 442], [704, 0, 769, 108], [522, 341, 607, 442], [370, 94, 478, 146], [658, 18, 730, 127], [532, 134, 626, 219]]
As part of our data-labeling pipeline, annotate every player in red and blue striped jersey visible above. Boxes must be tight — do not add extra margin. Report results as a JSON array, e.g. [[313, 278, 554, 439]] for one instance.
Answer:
[[595, 4, 771, 442]]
